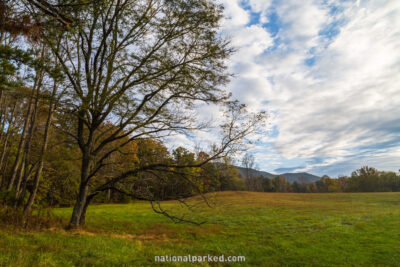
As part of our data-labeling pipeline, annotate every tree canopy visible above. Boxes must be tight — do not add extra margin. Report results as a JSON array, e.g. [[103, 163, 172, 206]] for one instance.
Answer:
[[0, 0, 266, 228]]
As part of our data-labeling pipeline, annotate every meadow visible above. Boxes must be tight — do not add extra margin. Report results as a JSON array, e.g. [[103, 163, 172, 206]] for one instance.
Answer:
[[1, 192, 400, 266]]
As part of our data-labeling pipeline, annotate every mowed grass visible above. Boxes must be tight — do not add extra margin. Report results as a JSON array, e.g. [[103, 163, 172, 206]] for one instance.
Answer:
[[1, 192, 400, 266]]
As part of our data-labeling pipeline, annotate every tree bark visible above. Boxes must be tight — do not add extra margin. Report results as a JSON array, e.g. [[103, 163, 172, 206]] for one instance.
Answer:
[[0, 98, 7, 143], [7, 94, 34, 190], [107, 188, 111, 202], [24, 81, 56, 216], [17, 84, 40, 199], [68, 181, 89, 228], [68, 148, 92, 227], [14, 158, 25, 195], [79, 193, 97, 226], [0, 103, 16, 188], [23, 160, 46, 216]]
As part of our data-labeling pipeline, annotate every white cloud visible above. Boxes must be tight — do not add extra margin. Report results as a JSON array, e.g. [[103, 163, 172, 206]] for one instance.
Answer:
[[218, 0, 250, 29], [275, 0, 328, 49], [163, 0, 400, 176], [219, 0, 400, 175]]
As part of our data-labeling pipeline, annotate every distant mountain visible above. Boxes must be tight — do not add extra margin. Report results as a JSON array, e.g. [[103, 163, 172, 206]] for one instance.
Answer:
[[278, 172, 321, 183], [236, 166, 276, 179], [235, 166, 320, 183]]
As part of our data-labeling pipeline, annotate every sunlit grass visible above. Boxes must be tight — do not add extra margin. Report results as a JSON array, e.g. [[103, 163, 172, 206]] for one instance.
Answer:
[[1, 192, 400, 266]]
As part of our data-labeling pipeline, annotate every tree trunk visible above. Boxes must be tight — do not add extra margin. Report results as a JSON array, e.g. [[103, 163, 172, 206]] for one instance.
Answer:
[[0, 103, 16, 188], [79, 199, 90, 226], [107, 188, 111, 202], [24, 81, 57, 215], [23, 160, 45, 216], [0, 99, 7, 143], [68, 149, 92, 227], [69, 103, 96, 228], [17, 85, 40, 199], [8, 56, 44, 191], [14, 158, 25, 195], [79, 193, 97, 226], [7, 95, 34, 190], [19, 161, 37, 206], [69, 182, 89, 228]]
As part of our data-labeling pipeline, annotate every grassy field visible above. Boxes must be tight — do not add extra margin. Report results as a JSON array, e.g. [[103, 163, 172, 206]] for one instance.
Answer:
[[1, 192, 400, 266]]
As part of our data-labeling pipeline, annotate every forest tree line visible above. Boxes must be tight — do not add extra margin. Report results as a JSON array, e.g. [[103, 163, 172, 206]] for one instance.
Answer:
[[243, 166, 400, 193]]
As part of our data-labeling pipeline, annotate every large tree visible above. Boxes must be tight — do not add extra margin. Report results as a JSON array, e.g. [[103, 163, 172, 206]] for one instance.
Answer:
[[41, 0, 265, 228]]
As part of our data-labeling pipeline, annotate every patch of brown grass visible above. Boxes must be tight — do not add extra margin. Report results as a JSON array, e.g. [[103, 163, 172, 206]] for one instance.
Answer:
[[45, 224, 187, 243], [195, 191, 355, 210], [0, 205, 65, 231]]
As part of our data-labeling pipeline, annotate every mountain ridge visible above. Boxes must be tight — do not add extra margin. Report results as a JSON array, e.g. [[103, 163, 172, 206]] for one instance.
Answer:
[[235, 166, 320, 183]]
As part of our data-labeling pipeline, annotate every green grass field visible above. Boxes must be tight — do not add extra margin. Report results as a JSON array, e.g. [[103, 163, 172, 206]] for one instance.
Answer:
[[1, 192, 400, 266]]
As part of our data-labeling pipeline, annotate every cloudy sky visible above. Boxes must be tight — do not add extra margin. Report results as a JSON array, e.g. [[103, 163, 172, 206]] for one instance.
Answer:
[[170, 0, 400, 177]]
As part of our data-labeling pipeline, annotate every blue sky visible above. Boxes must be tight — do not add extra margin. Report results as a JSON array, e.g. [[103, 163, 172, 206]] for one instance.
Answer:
[[169, 0, 400, 177]]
